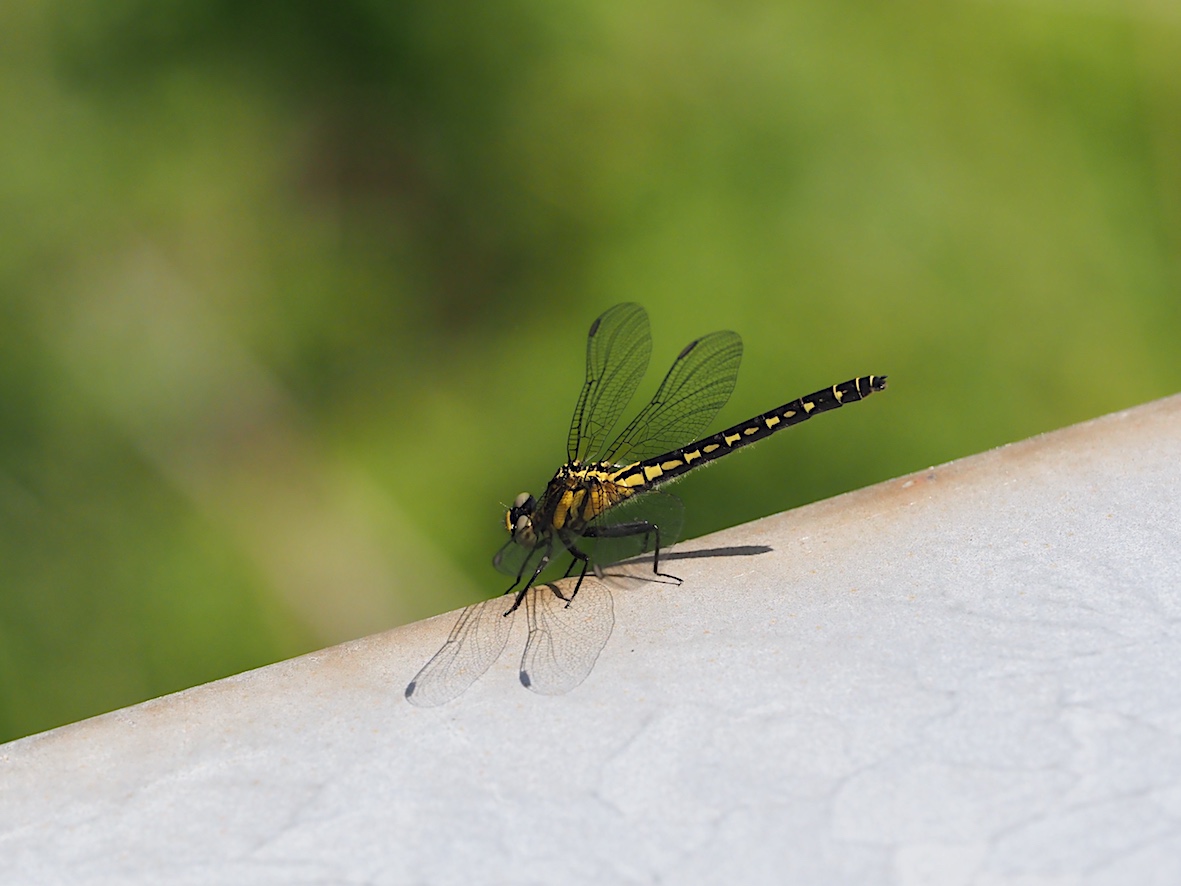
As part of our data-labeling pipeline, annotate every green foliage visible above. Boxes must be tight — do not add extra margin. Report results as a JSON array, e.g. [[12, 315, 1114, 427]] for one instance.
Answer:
[[1, 0, 1178, 741]]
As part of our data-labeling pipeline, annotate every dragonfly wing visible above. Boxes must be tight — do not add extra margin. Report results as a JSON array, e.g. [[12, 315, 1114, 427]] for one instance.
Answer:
[[603, 330, 742, 465], [519, 581, 614, 695], [578, 490, 685, 571], [493, 535, 534, 577], [568, 303, 652, 463], [405, 596, 516, 707]]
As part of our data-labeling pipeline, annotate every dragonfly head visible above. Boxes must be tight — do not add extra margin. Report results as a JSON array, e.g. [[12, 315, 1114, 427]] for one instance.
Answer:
[[505, 492, 538, 546]]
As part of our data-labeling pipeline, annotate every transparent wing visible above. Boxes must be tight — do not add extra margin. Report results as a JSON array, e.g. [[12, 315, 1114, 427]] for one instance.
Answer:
[[493, 535, 535, 578], [519, 580, 614, 695], [577, 490, 685, 572], [569, 303, 652, 463], [602, 330, 742, 465], [404, 596, 516, 707]]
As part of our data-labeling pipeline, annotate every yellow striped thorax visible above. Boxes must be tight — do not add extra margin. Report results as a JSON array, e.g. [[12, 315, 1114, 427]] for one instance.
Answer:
[[505, 460, 645, 548]]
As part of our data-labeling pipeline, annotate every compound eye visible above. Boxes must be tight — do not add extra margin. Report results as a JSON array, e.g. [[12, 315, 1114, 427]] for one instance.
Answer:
[[515, 515, 531, 533], [513, 492, 533, 509]]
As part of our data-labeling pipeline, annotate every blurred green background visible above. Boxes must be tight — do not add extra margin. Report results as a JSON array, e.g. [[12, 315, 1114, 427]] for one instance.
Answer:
[[1, 0, 1178, 742]]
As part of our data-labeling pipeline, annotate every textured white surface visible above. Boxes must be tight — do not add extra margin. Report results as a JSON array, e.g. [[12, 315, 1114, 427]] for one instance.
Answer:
[[3, 395, 1181, 885]]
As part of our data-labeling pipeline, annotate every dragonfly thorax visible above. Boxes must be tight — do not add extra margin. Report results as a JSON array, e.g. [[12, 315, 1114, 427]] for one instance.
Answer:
[[504, 461, 639, 549]]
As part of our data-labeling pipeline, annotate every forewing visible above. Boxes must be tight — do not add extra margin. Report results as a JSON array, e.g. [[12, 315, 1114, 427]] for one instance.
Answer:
[[519, 581, 614, 695], [404, 596, 516, 707], [568, 303, 652, 463], [602, 330, 742, 465]]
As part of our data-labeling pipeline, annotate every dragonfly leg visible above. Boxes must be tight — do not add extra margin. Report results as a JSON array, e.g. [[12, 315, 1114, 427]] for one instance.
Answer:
[[503, 541, 553, 616], [499, 548, 534, 603], [554, 534, 593, 607], [583, 521, 682, 585]]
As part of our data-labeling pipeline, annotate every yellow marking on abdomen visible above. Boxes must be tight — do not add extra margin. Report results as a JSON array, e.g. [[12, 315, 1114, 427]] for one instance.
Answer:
[[724, 433, 741, 446], [764, 416, 780, 429], [661, 459, 683, 471], [782, 410, 796, 419], [619, 472, 647, 488], [703, 443, 720, 454], [803, 401, 815, 413], [743, 426, 759, 436], [833, 386, 844, 401], [683, 449, 701, 463], [643, 464, 663, 481]]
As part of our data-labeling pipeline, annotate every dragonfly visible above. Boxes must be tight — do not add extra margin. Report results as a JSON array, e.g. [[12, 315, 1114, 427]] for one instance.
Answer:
[[405, 303, 886, 705]]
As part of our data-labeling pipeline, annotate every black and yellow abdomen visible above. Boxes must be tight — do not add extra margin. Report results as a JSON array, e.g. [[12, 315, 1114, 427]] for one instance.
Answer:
[[610, 375, 886, 492]]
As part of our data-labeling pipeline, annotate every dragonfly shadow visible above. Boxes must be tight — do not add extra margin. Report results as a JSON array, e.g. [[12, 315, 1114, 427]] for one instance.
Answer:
[[590, 543, 772, 594], [663, 544, 773, 562], [599, 543, 772, 577]]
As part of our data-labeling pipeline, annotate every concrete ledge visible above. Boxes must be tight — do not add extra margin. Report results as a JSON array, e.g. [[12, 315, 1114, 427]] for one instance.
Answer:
[[4, 394, 1181, 884]]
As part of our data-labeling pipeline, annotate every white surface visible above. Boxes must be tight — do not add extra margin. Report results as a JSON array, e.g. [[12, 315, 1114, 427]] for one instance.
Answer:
[[3, 395, 1181, 885]]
